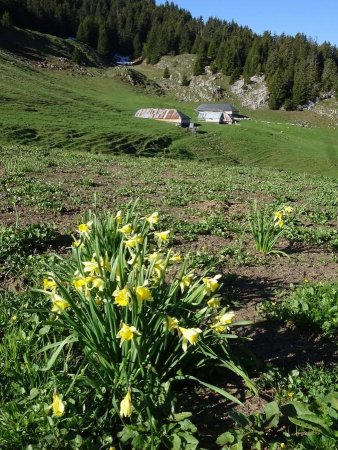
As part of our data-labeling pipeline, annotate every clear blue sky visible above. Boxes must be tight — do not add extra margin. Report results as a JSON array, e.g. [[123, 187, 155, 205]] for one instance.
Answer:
[[156, 0, 338, 46]]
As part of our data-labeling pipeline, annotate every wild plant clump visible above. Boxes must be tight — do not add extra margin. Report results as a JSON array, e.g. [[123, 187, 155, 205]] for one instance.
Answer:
[[249, 201, 294, 255], [41, 203, 253, 445]]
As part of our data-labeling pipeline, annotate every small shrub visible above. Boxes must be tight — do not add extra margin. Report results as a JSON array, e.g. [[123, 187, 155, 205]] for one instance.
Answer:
[[181, 74, 190, 86], [163, 66, 170, 79]]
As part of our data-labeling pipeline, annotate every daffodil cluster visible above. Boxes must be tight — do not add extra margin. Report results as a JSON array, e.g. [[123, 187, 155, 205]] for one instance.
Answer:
[[249, 200, 295, 255], [42, 204, 251, 425]]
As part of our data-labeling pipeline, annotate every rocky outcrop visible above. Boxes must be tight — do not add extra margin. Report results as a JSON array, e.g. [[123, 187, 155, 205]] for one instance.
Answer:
[[113, 67, 165, 96], [155, 55, 227, 102], [230, 75, 269, 109]]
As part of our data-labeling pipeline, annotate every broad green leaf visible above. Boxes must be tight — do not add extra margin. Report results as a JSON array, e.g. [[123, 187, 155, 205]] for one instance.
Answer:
[[216, 432, 235, 445]]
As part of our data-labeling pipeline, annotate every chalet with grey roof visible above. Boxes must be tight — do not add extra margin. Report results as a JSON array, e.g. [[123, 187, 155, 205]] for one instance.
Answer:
[[135, 109, 190, 127], [197, 103, 239, 123]]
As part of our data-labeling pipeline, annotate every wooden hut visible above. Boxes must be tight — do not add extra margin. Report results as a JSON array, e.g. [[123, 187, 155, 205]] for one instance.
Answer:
[[135, 109, 190, 127]]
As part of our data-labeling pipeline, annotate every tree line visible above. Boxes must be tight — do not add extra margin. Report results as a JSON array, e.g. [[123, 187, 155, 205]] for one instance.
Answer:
[[0, 0, 337, 109]]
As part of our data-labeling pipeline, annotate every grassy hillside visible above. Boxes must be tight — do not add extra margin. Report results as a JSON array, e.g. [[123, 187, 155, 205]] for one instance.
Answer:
[[0, 29, 337, 175]]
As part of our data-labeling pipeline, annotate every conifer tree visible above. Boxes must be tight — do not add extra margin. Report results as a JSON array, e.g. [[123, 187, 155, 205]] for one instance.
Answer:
[[181, 73, 190, 86], [163, 66, 170, 79], [268, 69, 288, 109], [97, 25, 111, 60], [193, 40, 208, 76], [1, 11, 12, 28], [77, 16, 98, 48], [321, 58, 338, 91]]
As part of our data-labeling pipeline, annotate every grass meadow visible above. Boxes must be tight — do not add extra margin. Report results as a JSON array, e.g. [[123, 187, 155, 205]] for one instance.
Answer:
[[0, 30, 337, 449]]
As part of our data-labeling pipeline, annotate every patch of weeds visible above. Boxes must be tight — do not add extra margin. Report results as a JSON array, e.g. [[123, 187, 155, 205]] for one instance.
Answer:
[[286, 224, 338, 250], [171, 216, 239, 241], [220, 242, 259, 267], [0, 223, 57, 260], [259, 282, 338, 335], [258, 365, 338, 404], [0, 223, 58, 281], [217, 393, 338, 450], [1, 174, 68, 211], [189, 250, 220, 270]]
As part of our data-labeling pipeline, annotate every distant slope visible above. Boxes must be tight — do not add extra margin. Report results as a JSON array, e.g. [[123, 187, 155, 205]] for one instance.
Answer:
[[0, 27, 101, 65], [0, 31, 337, 176]]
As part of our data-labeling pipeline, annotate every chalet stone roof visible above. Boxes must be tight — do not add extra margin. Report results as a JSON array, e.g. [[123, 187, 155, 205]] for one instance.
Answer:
[[197, 103, 239, 113], [135, 108, 190, 120]]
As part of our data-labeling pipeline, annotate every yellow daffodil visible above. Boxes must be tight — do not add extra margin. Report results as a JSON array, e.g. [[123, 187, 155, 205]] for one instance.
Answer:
[[146, 212, 159, 229], [148, 252, 165, 278], [283, 206, 293, 214], [100, 254, 111, 272], [82, 259, 99, 275], [11, 314, 17, 321], [118, 224, 132, 235], [211, 323, 227, 333], [73, 276, 92, 290], [51, 391, 65, 417], [115, 210, 123, 224], [92, 277, 104, 291], [72, 239, 83, 248], [275, 219, 284, 228], [169, 253, 182, 263], [207, 298, 221, 308], [211, 311, 235, 333], [78, 221, 92, 235], [180, 273, 194, 292], [51, 293, 70, 313], [43, 277, 57, 292], [135, 285, 152, 304], [73, 276, 104, 294], [120, 390, 133, 417], [125, 234, 144, 249], [113, 287, 130, 307], [203, 274, 221, 294], [274, 211, 283, 221], [165, 316, 180, 332], [154, 230, 170, 244], [178, 327, 202, 352], [218, 311, 235, 324], [116, 322, 140, 343]]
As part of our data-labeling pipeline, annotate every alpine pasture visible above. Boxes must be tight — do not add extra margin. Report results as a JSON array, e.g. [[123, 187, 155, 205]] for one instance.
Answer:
[[0, 30, 337, 450]]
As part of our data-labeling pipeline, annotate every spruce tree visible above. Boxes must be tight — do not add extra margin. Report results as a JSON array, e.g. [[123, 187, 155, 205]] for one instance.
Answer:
[[268, 70, 288, 109], [321, 58, 338, 91], [163, 66, 170, 79], [193, 39, 208, 76], [97, 25, 111, 60]]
